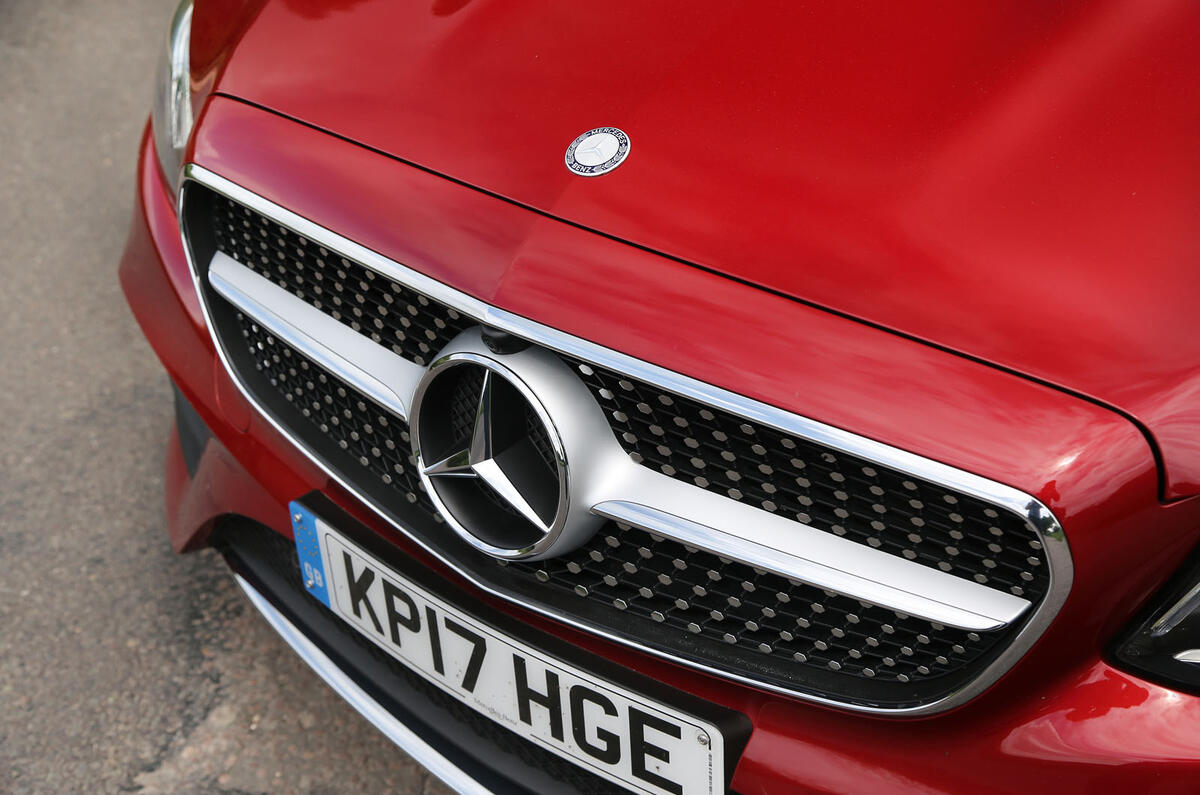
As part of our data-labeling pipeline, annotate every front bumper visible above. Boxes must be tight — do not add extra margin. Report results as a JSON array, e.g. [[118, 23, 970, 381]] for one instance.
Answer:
[[123, 106, 1200, 792]]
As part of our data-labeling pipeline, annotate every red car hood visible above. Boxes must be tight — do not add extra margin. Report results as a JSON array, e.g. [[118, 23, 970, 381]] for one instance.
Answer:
[[212, 0, 1200, 497]]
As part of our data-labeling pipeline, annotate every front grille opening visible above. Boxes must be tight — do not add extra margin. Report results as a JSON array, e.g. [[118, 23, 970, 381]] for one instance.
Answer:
[[235, 314, 1004, 689], [237, 316, 437, 517], [185, 181, 1056, 710]]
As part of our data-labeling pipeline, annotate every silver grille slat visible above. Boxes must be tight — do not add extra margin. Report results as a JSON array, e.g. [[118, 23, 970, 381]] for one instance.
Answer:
[[209, 251, 424, 419]]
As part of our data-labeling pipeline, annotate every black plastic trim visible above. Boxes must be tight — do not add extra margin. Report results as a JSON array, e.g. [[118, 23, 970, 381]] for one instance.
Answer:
[[172, 382, 212, 478], [1110, 540, 1200, 696]]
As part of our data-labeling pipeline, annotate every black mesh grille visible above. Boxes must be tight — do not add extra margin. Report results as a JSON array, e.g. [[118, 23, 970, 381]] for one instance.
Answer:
[[506, 522, 1001, 683], [236, 314, 438, 518], [567, 362, 1049, 601], [234, 313, 1005, 688], [213, 193, 473, 366], [191, 184, 1051, 706], [448, 366, 484, 443], [207, 187, 1049, 605]]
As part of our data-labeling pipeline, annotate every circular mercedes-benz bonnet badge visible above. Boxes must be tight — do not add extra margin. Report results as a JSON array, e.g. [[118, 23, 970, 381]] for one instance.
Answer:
[[565, 127, 630, 177]]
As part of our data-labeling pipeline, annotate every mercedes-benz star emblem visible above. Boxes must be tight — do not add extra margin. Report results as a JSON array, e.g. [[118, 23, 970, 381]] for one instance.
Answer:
[[422, 367, 552, 531], [409, 336, 608, 560], [565, 127, 630, 177]]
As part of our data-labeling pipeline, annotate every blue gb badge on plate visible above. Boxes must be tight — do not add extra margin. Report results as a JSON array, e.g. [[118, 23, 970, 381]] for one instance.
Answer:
[[290, 501, 331, 608]]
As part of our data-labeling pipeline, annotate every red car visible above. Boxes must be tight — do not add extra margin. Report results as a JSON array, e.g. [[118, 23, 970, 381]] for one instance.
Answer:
[[121, 1, 1200, 792]]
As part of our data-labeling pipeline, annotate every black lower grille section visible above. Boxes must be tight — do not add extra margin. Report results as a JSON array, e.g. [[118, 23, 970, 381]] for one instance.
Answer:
[[236, 314, 437, 517]]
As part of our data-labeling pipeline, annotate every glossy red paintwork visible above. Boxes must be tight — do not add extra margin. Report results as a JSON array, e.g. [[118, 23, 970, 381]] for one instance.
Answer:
[[123, 83, 1200, 788], [211, 0, 1200, 498]]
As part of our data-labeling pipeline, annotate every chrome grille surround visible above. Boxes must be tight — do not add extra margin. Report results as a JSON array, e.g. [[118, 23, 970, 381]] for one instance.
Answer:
[[180, 164, 1073, 715], [209, 188, 1050, 599]]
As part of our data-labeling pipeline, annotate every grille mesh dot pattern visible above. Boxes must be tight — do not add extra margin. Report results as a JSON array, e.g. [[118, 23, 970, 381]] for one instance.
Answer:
[[567, 361, 1050, 601], [198, 186, 1054, 705], [507, 522, 1001, 682], [236, 314, 1003, 686], [214, 193, 473, 366], [237, 315, 438, 518]]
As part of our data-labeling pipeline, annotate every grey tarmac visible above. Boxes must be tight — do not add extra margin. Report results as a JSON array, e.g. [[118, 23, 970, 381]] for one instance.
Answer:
[[0, 2, 448, 792]]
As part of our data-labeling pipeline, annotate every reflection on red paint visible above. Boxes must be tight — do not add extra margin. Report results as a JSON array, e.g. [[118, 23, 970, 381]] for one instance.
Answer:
[[1003, 663, 1200, 765], [1062, 669, 1148, 722]]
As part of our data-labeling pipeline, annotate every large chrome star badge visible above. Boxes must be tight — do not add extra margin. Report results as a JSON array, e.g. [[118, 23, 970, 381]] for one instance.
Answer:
[[422, 369, 549, 530], [409, 338, 606, 562]]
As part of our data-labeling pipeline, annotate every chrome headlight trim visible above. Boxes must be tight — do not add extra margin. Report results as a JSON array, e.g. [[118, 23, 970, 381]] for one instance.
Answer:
[[151, 0, 194, 193]]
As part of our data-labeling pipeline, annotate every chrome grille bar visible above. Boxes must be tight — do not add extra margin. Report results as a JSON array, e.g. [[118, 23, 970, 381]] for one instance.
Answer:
[[209, 251, 424, 419]]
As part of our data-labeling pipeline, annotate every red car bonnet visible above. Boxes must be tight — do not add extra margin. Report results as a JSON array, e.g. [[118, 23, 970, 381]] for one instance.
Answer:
[[210, 0, 1200, 497]]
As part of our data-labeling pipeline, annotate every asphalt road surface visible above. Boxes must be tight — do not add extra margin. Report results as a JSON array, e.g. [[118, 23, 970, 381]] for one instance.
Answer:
[[1, 2, 451, 792]]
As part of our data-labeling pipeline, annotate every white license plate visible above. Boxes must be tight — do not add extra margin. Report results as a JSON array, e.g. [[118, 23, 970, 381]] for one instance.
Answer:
[[291, 502, 724, 795]]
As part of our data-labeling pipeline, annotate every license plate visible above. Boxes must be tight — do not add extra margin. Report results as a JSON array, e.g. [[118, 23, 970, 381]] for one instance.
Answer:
[[291, 502, 725, 795]]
